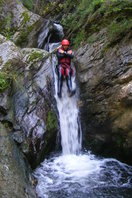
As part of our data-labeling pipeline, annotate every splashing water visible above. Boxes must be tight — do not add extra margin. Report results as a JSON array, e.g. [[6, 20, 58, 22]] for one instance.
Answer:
[[34, 153, 132, 198]]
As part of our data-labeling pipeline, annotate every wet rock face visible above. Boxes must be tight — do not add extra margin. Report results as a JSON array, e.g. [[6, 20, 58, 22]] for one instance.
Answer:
[[12, 48, 58, 169], [0, 0, 42, 47], [0, 35, 58, 170], [75, 32, 132, 164], [0, 123, 36, 198], [0, 34, 22, 70]]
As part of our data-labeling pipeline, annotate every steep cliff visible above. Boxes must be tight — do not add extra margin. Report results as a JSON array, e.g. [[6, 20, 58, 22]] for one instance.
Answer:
[[75, 32, 132, 163], [71, 0, 132, 163], [0, 1, 59, 196]]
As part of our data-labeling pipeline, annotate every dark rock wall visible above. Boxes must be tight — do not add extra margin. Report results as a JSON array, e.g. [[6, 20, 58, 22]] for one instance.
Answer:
[[75, 31, 132, 164], [0, 110, 36, 198]]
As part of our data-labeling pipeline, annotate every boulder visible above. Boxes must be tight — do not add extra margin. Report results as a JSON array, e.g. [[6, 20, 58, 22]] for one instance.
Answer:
[[0, 34, 22, 70], [0, 34, 58, 169], [12, 47, 58, 168]]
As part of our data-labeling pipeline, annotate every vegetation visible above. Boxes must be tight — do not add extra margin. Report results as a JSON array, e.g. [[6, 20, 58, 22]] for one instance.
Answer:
[[60, 0, 132, 48], [47, 110, 58, 131], [18, 0, 132, 48], [0, 72, 10, 92], [15, 22, 37, 47], [0, 0, 3, 6], [22, 0, 34, 11], [107, 18, 132, 45], [21, 11, 30, 27], [28, 51, 44, 62], [1, 14, 15, 40]]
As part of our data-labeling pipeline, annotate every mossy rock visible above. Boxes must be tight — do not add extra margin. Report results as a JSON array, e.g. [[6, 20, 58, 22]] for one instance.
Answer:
[[14, 25, 34, 47], [28, 51, 44, 63], [14, 16, 41, 47], [22, 48, 49, 69], [0, 56, 3, 65], [47, 110, 58, 131], [22, 0, 34, 11], [0, 72, 10, 92]]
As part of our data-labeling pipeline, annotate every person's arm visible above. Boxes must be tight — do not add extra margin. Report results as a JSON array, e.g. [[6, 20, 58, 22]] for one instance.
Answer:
[[65, 50, 74, 59], [56, 49, 74, 59], [56, 49, 65, 59]]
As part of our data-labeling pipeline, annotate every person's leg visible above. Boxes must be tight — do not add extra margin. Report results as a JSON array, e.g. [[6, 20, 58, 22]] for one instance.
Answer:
[[66, 68, 72, 93], [57, 67, 63, 98]]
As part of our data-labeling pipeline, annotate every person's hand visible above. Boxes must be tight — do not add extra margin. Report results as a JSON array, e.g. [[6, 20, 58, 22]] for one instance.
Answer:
[[59, 49, 64, 53], [67, 50, 72, 54]]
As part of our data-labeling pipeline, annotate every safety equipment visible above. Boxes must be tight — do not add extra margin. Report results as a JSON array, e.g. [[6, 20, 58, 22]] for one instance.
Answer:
[[58, 48, 72, 66], [61, 39, 69, 46]]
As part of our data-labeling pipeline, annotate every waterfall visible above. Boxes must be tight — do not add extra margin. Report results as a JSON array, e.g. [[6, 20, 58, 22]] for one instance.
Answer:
[[51, 54, 82, 154], [34, 23, 132, 198], [38, 22, 82, 155], [38, 21, 64, 51]]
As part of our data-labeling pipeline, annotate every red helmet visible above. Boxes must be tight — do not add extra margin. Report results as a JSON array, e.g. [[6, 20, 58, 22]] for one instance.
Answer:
[[61, 39, 69, 46]]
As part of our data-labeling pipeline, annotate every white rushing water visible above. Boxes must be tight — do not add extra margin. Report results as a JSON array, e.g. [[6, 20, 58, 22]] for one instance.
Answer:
[[34, 153, 132, 198], [52, 55, 81, 155], [34, 28, 132, 198]]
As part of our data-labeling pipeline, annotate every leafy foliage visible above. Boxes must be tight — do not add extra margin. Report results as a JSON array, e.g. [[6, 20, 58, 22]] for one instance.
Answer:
[[1, 14, 14, 40]]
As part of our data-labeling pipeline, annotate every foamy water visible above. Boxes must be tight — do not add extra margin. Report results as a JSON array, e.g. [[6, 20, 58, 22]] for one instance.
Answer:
[[34, 153, 132, 198]]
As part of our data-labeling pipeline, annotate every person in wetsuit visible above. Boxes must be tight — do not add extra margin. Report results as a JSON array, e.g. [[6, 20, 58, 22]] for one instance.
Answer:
[[56, 39, 74, 98]]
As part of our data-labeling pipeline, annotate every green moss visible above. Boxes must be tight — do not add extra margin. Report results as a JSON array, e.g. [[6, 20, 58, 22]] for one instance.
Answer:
[[1, 61, 18, 87], [0, 19, 6, 34], [0, 56, 3, 65], [22, 0, 34, 11], [0, 72, 10, 92], [42, 1, 56, 16], [15, 31, 28, 46], [0, 0, 3, 6], [21, 11, 30, 27], [47, 110, 58, 131], [28, 51, 43, 62], [14, 10, 31, 45], [0, 14, 14, 40], [15, 24, 34, 46]]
